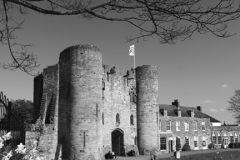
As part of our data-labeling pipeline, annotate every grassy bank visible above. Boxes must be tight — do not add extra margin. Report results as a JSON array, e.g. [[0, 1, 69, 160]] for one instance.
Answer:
[[161, 150, 240, 160]]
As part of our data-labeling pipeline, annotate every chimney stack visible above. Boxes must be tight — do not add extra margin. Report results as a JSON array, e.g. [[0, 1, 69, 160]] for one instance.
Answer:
[[196, 106, 202, 112], [172, 99, 180, 108]]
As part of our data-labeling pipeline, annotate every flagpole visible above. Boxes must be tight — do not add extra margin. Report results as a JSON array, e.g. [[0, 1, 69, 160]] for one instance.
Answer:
[[134, 45, 135, 69], [129, 44, 135, 69]]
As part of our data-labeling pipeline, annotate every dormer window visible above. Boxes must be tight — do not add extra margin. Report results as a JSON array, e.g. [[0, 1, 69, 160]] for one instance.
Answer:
[[164, 110, 167, 117], [178, 110, 181, 117], [160, 109, 167, 117], [191, 110, 194, 117]]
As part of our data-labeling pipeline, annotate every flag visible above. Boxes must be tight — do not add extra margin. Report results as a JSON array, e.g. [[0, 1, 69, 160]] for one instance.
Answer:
[[129, 45, 135, 56]]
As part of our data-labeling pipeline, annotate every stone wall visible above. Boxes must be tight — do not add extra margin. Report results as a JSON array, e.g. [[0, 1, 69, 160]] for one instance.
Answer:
[[33, 74, 43, 123], [37, 124, 57, 160], [30, 64, 59, 160], [102, 65, 137, 155], [25, 131, 41, 144]]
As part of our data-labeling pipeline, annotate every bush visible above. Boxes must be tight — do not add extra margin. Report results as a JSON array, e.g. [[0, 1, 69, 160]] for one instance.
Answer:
[[221, 144, 225, 149], [228, 143, 235, 148], [235, 143, 239, 148], [208, 143, 215, 149], [182, 144, 191, 151], [127, 150, 135, 156]]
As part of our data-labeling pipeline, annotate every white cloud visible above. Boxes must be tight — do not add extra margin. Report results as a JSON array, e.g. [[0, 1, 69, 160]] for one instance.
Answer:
[[203, 100, 214, 103], [219, 109, 224, 112], [221, 84, 230, 89], [209, 108, 224, 112], [210, 108, 218, 112]]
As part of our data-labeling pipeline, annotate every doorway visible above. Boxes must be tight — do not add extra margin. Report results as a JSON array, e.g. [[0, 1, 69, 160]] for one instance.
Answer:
[[223, 138, 229, 148], [112, 129, 124, 156], [169, 140, 173, 152]]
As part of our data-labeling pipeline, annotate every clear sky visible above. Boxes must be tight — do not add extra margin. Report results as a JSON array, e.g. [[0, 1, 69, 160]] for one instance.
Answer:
[[1, 2, 240, 124]]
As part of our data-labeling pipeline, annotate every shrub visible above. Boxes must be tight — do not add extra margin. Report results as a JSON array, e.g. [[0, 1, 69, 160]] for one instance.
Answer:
[[235, 143, 239, 148], [182, 144, 191, 151], [228, 143, 234, 148], [208, 143, 215, 149], [176, 138, 181, 151], [221, 144, 225, 149], [127, 150, 135, 156]]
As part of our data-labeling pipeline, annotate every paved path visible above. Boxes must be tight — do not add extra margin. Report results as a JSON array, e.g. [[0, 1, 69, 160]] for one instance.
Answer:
[[113, 148, 240, 160]]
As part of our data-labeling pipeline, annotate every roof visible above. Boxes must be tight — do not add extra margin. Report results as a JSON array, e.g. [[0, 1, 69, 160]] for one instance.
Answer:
[[159, 104, 221, 123]]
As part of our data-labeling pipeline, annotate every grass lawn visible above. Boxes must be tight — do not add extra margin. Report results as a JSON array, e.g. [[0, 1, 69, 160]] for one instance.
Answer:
[[160, 149, 240, 160]]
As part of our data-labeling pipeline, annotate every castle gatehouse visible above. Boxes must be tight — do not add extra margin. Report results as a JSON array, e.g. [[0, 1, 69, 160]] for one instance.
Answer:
[[27, 44, 237, 160]]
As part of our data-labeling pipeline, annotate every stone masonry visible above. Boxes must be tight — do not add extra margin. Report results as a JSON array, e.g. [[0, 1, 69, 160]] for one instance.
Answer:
[[136, 65, 159, 153]]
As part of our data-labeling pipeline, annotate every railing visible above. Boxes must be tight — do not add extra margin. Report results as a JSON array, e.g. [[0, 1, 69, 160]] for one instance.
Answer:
[[0, 91, 25, 149]]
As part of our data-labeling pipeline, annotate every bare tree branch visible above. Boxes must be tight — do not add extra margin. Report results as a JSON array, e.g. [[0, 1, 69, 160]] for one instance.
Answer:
[[227, 89, 240, 123], [1, 0, 240, 75]]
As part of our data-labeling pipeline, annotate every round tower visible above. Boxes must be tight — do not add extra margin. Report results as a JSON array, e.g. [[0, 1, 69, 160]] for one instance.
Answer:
[[136, 65, 158, 154], [59, 45, 103, 160]]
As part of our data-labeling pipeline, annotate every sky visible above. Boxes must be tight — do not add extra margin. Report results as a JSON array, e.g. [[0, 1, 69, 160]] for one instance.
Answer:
[[1, 1, 240, 124]]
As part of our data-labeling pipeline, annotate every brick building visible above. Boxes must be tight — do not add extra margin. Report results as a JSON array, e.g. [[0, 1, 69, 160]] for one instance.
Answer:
[[158, 100, 221, 153], [26, 44, 231, 160]]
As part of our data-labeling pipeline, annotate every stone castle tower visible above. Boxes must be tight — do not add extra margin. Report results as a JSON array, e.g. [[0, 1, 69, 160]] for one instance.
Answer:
[[31, 44, 159, 160], [136, 66, 159, 153]]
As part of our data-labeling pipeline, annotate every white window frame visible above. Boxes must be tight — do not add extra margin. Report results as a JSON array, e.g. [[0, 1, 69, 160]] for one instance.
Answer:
[[160, 137, 167, 151], [212, 134, 217, 144], [166, 121, 171, 131], [202, 137, 207, 149], [185, 137, 190, 145], [201, 122, 206, 131], [185, 122, 189, 131], [194, 122, 197, 131], [217, 134, 221, 145], [176, 121, 180, 131], [235, 136, 238, 143], [235, 133, 238, 143], [194, 137, 198, 149]]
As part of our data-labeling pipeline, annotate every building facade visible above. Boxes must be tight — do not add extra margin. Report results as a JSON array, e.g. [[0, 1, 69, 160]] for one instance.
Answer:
[[27, 44, 234, 160], [158, 100, 218, 153], [211, 124, 240, 149]]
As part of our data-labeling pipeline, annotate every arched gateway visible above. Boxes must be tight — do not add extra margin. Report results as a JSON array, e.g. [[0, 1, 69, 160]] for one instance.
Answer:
[[111, 129, 125, 156]]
